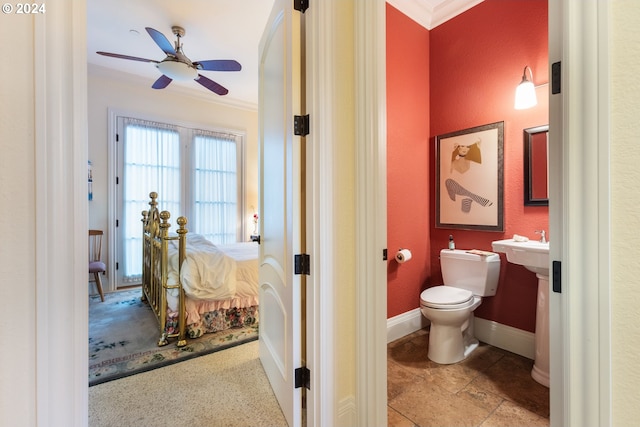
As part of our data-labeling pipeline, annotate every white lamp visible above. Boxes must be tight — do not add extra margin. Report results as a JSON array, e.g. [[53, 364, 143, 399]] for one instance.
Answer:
[[514, 65, 537, 110], [156, 59, 197, 81]]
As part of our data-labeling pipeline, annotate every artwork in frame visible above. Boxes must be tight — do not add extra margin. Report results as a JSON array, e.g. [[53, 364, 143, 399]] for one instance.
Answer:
[[435, 121, 504, 231]]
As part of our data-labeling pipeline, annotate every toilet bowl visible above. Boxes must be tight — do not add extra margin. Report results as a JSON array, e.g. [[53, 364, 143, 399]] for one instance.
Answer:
[[420, 249, 500, 364], [420, 286, 481, 364]]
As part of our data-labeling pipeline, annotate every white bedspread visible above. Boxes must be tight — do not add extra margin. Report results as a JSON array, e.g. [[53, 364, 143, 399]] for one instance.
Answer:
[[167, 234, 238, 300]]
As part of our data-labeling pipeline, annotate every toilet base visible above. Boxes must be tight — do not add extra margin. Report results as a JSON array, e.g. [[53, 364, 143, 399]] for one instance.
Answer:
[[427, 314, 479, 364]]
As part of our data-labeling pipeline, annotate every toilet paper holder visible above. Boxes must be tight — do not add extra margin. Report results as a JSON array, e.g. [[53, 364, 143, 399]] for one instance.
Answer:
[[395, 248, 412, 264]]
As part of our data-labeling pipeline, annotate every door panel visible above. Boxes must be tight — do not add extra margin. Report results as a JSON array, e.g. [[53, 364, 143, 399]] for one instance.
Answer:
[[258, 0, 303, 426]]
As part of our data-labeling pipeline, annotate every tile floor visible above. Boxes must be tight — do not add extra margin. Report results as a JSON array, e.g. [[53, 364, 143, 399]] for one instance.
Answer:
[[388, 328, 550, 427]]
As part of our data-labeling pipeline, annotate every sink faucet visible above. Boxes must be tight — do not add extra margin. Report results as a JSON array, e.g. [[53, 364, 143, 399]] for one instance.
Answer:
[[535, 230, 547, 243]]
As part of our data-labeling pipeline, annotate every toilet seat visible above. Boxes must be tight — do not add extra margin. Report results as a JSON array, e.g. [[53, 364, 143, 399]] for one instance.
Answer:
[[420, 286, 474, 309]]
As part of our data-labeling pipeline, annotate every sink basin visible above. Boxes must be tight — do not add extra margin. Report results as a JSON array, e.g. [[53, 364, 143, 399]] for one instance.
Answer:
[[491, 239, 549, 276]]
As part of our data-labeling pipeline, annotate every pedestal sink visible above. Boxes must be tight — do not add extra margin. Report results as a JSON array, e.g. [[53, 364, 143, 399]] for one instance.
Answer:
[[492, 238, 550, 387]]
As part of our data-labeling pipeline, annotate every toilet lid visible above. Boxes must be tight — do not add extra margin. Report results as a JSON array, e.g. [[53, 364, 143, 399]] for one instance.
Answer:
[[420, 286, 473, 307]]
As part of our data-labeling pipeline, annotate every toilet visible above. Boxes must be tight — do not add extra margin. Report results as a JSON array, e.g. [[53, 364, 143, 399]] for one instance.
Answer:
[[420, 249, 500, 364]]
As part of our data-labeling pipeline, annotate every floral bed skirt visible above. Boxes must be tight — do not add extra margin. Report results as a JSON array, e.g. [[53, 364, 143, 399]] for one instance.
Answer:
[[166, 305, 259, 339]]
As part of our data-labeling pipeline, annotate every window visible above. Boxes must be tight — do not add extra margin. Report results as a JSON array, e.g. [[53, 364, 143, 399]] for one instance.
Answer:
[[116, 116, 244, 286]]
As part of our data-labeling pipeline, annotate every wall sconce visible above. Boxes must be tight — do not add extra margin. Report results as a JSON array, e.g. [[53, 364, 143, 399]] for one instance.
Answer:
[[514, 66, 537, 110]]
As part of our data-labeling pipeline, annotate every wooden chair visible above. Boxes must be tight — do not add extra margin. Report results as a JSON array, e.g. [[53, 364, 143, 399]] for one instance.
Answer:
[[89, 229, 106, 302]]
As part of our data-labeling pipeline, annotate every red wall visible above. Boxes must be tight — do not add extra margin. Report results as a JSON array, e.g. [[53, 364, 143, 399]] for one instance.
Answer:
[[387, 0, 548, 333], [386, 3, 431, 318]]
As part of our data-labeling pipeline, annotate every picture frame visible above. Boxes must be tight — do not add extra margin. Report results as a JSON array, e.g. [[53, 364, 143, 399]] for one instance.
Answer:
[[435, 121, 504, 231]]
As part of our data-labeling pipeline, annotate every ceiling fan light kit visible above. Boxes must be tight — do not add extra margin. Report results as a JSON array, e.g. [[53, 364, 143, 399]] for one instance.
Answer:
[[156, 60, 197, 81], [96, 25, 241, 96]]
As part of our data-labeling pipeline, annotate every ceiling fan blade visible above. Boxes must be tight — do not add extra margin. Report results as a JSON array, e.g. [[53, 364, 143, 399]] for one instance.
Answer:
[[195, 74, 228, 95], [145, 27, 176, 56], [97, 51, 158, 63], [152, 75, 172, 89], [193, 60, 242, 72]]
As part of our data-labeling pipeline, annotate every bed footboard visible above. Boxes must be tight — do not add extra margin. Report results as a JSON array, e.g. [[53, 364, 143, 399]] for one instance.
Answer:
[[141, 192, 188, 347]]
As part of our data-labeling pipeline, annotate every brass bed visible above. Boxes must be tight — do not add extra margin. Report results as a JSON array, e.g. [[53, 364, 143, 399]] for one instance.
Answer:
[[140, 192, 259, 348]]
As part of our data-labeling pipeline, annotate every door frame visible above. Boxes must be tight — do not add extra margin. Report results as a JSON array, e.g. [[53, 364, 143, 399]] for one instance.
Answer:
[[34, 0, 612, 425], [353, 0, 612, 426]]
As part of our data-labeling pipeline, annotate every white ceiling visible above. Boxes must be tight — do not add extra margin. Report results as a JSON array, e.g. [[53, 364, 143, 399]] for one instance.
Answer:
[[87, 0, 481, 109]]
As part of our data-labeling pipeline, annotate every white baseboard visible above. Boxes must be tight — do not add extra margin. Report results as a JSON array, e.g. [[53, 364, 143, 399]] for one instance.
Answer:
[[386, 309, 535, 360], [473, 317, 535, 359], [337, 395, 356, 426], [386, 308, 428, 343]]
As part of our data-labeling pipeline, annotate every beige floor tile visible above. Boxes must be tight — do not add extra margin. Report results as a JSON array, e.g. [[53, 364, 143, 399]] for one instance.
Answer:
[[470, 353, 550, 418], [424, 344, 506, 394], [456, 382, 504, 414], [388, 406, 418, 427], [479, 400, 549, 427], [389, 379, 490, 427], [388, 359, 423, 400], [388, 333, 435, 377]]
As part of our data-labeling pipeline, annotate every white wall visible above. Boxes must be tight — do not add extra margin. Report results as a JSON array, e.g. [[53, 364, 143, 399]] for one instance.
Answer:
[[611, 1, 640, 424], [0, 13, 37, 426], [88, 66, 259, 290]]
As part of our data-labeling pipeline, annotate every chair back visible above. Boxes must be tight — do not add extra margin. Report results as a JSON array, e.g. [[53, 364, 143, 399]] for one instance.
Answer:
[[89, 230, 104, 263]]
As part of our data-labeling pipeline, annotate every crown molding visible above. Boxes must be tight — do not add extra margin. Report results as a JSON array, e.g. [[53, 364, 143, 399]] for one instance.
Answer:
[[386, 0, 484, 30], [87, 63, 258, 112]]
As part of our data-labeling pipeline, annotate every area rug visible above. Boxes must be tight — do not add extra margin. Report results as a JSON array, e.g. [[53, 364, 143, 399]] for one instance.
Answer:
[[89, 289, 258, 386]]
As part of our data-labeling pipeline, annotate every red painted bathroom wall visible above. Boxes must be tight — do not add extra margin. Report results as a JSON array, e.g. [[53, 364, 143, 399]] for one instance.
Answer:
[[386, 3, 431, 318], [429, 0, 549, 332], [386, 0, 549, 333]]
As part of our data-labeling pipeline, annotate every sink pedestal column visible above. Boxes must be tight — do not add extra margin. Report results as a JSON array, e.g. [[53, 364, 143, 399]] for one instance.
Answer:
[[531, 273, 550, 387]]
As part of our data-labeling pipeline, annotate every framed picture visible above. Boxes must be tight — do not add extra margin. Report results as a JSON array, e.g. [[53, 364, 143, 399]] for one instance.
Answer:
[[435, 121, 504, 231]]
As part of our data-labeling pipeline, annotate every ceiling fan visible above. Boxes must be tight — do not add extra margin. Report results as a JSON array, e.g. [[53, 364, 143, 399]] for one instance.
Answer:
[[97, 26, 241, 96]]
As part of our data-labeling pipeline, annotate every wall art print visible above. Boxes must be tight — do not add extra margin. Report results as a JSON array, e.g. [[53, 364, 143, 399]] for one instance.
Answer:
[[436, 121, 504, 231]]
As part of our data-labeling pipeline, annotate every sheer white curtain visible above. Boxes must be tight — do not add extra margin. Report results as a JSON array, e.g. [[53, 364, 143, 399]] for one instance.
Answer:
[[192, 130, 239, 244], [118, 117, 242, 285], [122, 117, 180, 282]]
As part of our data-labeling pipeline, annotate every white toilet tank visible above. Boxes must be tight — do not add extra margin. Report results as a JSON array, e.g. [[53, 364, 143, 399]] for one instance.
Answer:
[[440, 249, 501, 296]]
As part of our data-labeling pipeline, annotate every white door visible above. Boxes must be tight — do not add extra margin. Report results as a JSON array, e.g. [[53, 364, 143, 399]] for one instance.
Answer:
[[258, 1, 304, 426]]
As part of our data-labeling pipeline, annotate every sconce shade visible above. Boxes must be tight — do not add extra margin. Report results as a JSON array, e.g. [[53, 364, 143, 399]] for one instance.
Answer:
[[514, 66, 538, 110]]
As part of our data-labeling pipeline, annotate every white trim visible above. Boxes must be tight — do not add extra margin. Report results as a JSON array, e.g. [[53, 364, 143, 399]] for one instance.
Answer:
[[337, 396, 356, 426], [88, 63, 259, 113], [387, 308, 428, 344], [386, 0, 484, 30], [305, 1, 337, 425], [355, 0, 388, 425], [36, 1, 89, 425], [474, 318, 536, 360], [549, 1, 612, 426]]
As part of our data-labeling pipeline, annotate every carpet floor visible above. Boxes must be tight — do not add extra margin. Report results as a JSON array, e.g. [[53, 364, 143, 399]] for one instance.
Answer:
[[89, 340, 287, 427], [89, 289, 258, 386]]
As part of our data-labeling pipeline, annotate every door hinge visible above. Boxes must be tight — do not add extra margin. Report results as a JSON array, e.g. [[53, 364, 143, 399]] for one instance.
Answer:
[[383, 248, 388, 261], [552, 260, 561, 293], [294, 114, 310, 136], [294, 0, 308, 13], [116, 219, 119, 227], [294, 253, 310, 275], [551, 61, 561, 94], [295, 366, 310, 389], [116, 262, 119, 270]]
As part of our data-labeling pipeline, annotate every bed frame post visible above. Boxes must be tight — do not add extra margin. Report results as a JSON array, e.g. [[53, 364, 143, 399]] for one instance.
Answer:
[[176, 216, 188, 347], [158, 211, 171, 347]]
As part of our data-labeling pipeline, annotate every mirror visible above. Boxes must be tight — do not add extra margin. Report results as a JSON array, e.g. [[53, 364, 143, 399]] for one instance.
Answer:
[[524, 125, 549, 206]]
